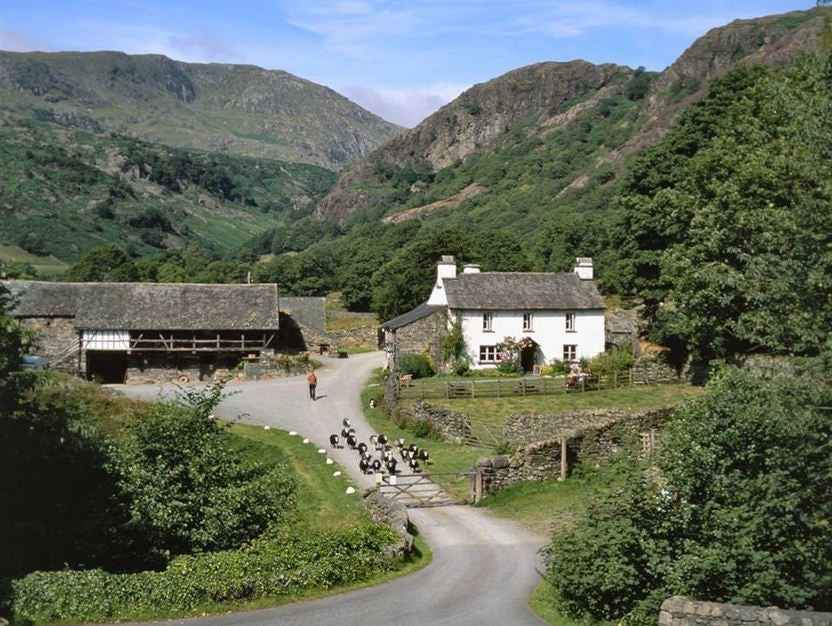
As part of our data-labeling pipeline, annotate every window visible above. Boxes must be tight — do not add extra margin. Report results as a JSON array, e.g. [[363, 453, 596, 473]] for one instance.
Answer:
[[565, 312, 576, 332], [523, 312, 534, 331], [479, 345, 498, 363], [482, 312, 493, 332], [563, 344, 577, 361]]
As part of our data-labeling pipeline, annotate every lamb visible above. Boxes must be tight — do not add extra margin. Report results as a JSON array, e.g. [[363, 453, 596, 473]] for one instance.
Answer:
[[377, 434, 389, 447], [342, 417, 351, 428], [408, 458, 421, 473], [417, 448, 430, 464], [329, 434, 340, 448], [371, 459, 382, 473], [357, 442, 368, 455], [358, 457, 370, 474], [385, 457, 398, 474], [346, 434, 358, 449]]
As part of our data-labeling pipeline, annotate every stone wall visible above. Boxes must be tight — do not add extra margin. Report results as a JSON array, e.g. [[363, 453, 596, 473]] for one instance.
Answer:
[[18, 317, 79, 372], [124, 351, 312, 384], [393, 309, 447, 369], [362, 489, 413, 558], [632, 351, 681, 384], [479, 407, 672, 495], [659, 597, 832, 626], [394, 400, 471, 444], [504, 407, 672, 447]]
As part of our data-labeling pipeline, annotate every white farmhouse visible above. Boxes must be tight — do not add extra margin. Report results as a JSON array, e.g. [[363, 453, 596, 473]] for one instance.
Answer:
[[382, 255, 605, 373]]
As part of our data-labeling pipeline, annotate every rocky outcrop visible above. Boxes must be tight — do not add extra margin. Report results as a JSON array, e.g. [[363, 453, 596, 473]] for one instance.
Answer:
[[602, 9, 824, 167], [316, 60, 629, 221]]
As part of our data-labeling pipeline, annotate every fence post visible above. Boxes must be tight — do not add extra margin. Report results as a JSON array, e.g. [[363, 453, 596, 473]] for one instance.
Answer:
[[497, 378, 501, 398], [630, 368, 634, 386], [613, 371, 617, 388], [471, 380, 475, 399], [559, 436, 568, 481]]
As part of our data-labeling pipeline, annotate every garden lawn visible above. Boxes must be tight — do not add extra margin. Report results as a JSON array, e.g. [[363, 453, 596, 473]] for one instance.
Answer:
[[422, 384, 702, 444]]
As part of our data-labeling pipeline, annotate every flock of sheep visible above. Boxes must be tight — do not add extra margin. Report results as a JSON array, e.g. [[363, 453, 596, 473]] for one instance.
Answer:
[[330, 418, 430, 477]]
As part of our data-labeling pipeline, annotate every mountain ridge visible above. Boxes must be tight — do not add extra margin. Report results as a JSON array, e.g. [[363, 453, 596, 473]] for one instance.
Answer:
[[0, 50, 401, 170]]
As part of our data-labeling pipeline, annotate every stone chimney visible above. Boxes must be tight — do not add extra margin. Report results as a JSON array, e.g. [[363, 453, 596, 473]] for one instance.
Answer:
[[462, 264, 481, 274], [574, 257, 593, 280], [427, 255, 456, 305]]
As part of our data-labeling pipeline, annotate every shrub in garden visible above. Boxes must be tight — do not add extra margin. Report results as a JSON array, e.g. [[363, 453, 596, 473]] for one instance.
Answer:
[[544, 356, 832, 624], [397, 353, 435, 379], [588, 345, 634, 378]]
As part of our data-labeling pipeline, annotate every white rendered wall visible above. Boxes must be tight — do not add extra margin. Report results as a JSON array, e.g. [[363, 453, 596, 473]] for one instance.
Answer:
[[456, 309, 605, 369]]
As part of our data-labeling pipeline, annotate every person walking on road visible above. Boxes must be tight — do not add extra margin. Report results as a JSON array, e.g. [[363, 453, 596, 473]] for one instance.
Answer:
[[307, 369, 318, 400]]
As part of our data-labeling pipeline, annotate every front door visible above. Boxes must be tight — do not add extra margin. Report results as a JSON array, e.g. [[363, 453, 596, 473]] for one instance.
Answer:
[[520, 346, 536, 374]]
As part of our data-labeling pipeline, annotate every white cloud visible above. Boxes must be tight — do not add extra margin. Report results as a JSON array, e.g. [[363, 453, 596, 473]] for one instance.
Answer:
[[508, 1, 731, 39], [340, 82, 470, 127], [0, 26, 49, 52], [68, 19, 242, 63]]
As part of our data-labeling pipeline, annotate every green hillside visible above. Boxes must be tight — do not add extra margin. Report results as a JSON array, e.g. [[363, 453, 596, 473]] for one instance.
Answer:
[[0, 120, 336, 262]]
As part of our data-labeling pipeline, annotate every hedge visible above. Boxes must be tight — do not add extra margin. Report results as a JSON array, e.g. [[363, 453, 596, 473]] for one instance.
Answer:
[[9, 524, 401, 624]]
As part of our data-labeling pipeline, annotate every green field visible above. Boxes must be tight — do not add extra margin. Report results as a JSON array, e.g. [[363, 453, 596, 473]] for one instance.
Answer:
[[0, 245, 68, 276], [418, 383, 702, 445]]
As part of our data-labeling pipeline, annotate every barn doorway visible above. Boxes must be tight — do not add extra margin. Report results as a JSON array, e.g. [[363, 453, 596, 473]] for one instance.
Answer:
[[86, 351, 127, 384]]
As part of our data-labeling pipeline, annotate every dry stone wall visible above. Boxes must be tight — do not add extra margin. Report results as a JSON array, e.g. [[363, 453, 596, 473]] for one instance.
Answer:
[[659, 597, 832, 626], [480, 407, 672, 495], [362, 489, 413, 558], [395, 400, 471, 444], [504, 407, 672, 447]]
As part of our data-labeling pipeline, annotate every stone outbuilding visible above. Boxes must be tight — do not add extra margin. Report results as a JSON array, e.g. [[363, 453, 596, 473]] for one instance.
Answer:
[[4, 280, 285, 383]]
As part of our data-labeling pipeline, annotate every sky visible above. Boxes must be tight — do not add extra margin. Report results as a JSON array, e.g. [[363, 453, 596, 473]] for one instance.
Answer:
[[0, 1, 814, 127]]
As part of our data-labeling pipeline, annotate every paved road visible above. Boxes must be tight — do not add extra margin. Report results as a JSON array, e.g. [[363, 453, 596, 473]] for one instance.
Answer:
[[116, 352, 546, 626]]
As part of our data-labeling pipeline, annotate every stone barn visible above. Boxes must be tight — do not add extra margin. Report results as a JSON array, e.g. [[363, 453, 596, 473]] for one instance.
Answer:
[[3, 280, 282, 384]]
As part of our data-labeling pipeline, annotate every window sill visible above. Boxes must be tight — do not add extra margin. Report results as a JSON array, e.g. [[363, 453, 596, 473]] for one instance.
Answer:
[[482, 329, 495, 333], [522, 329, 534, 333], [565, 329, 577, 333]]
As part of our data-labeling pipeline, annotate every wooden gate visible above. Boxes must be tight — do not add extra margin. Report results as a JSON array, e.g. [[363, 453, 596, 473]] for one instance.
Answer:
[[378, 471, 475, 508]]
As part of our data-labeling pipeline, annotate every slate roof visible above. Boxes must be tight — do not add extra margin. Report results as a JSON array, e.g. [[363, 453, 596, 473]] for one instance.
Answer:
[[2, 281, 280, 330], [382, 303, 443, 330], [279, 296, 326, 331], [443, 272, 604, 310]]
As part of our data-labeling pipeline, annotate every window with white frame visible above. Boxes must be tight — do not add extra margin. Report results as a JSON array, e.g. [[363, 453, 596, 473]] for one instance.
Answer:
[[523, 312, 533, 331], [563, 344, 577, 361], [565, 312, 576, 332], [482, 312, 493, 332], [479, 345, 499, 363]]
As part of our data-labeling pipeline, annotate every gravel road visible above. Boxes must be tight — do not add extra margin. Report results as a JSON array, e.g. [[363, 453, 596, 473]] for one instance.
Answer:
[[116, 351, 546, 626]]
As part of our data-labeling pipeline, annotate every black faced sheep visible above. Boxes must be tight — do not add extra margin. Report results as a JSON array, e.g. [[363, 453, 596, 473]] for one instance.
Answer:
[[357, 442, 368, 455], [346, 434, 357, 449], [329, 434, 340, 448]]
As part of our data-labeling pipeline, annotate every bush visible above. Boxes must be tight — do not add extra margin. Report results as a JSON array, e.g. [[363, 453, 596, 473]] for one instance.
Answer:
[[589, 345, 634, 378], [110, 380, 297, 562], [544, 356, 832, 624], [10, 524, 401, 624], [397, 353, 435, 379]]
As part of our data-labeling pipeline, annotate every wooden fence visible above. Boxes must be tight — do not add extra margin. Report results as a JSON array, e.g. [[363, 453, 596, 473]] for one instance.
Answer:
[[398, 370, 678, 401]]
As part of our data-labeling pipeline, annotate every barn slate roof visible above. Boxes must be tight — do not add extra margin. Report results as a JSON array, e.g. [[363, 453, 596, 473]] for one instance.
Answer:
[[382, 303, 443, 331], [443, 272, 604, 310], [2, 281, 280, 330], [279, 296, 326, 331]]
